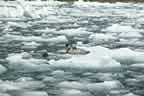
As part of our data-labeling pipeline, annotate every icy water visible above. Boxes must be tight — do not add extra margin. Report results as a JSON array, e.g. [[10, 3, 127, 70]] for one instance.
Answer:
[[0, 1, 144, 96]]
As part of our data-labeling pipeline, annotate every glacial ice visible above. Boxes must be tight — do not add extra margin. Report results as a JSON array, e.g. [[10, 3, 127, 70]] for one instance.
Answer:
[[56, 28, 92, 37], [118, 32, 142, 38], [50, 46, 121, 72], [110, 48, 144, 64], [2, 34, 68, 44], [19, 91, 48, 96], [89, 33, 117, 44], [103, 24, 143, 33], [123, 93, 138, 96], [6, 52, 50, 72], [130, 63, 144, 69], [0, 93, 10, 96], [0, 65, 7, 74], [57, 81, 86, 90], [60, 89, 89, 96]]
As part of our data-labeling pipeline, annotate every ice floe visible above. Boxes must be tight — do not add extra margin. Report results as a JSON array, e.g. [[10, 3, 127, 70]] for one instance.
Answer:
[[57, 81, 86, 90], [130, 63, 144, 69], [103, 24, 143, 33], [110, 48, 144, 64], [0, 65, 7, 74], [60, 89, 90, 96], [19, 91, 48, 96], [118, 32, 142, 39], [0, 93, 10, 96], [6, 52, 50, 72], [89, 33, 117, 44], [50, 46, 121, 72], [2, 34, 68, 44]]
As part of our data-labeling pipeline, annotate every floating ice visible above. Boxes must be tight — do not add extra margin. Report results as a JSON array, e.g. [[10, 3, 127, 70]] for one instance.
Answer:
[[123, 93, 138, 96], [51, 46, 121, 72], [87, 80, 122, 90], [102, 80, 123, 89], [52, 46, 144, 71], [89, 33, 117, 44], [110, 48, 144, 64], [16, 77, 34, 82], [52, 28, 92, 38], [7, 22, 28, 29], [115, 39, 144, 47], [6, 52, 50, 72], [42, 76, 57, 83], [60, 89, 89, 96], [118, 32, 142, 38], [0, 93, 10, 96], [51, 70, 65, 78], [22, 41, 41, 49], [95, 73, 114, 81], [0, 82, 21, 93], [103, 24, 143, 33], [130, 63, 144, 69], [86, 80, 123, 96], [19, 91, 48, 96], [0, 80, 45, 91], [3, 34, 68, 44], [16, 0, 40, 18], [0, 64, 7, 74], [57, 81, 86, 90]]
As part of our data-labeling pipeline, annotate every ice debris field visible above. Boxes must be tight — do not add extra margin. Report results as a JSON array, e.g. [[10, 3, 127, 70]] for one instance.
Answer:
[[0, 0, 144, 96]]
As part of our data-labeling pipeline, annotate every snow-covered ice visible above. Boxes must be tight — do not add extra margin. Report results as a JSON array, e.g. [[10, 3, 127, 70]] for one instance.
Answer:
[[0, 65, 7, 74], [89, 33, 117, 44], [6, 52, 50, 72], [103, 24, 143, 33], [50, 46, 121, 72]]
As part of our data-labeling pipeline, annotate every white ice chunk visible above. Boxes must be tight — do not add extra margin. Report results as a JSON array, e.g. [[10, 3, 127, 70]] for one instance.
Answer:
[[3, 34, 68, 44], [0, 64, 7, 74], [0, 83, 21, 93], [20, 91, 48, 96], [60, 89, 89, 96], [57, 81, 86, 90], [50, 46, 121, 72], [86, 80, 122, 96], [118, 32, 142, 38], [103, 24, 143, 33], [110, 48, 144, 64], [16, 77, 34, 82], [0, 93, 11, 96], [6, 52, 50, 72], [51, 28, 92, 37], [130, 63, 144, 69], [51, 70, 65, 78], [89, 33, 117, 44], [123, 93, 138, 96]]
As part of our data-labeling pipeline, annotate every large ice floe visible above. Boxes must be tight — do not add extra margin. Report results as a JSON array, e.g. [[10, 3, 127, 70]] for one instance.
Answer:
[[50, 46, 144, 72], [88, 33, 117, 44], [6, 52, 50, 72], [2, 34, 68, 44], [4, 42, 144, 73], [102, 24, 143, 33], [43, 28, 92, 41], [109, 48, 144, 64], [0, 65, 7, 75], [57, 80, 123, 96], [50, 46, 121, 72], [0, 78, 47, 96]]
